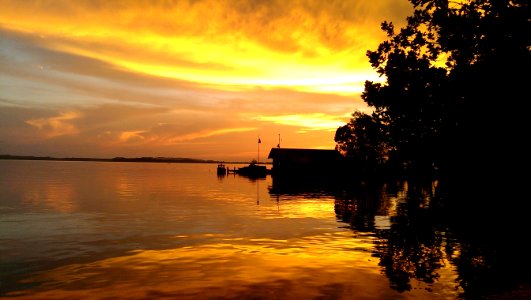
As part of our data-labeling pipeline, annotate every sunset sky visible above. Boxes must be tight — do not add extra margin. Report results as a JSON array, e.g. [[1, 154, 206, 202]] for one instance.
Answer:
[[0, 0, 412, 161]]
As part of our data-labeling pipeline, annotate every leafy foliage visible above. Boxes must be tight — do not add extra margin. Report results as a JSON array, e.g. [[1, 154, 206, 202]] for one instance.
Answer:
[[336, 0, 530, 178]]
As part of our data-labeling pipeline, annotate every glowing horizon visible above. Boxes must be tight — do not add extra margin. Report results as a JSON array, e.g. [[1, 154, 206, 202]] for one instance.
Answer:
[[0, 0, 412, 161]]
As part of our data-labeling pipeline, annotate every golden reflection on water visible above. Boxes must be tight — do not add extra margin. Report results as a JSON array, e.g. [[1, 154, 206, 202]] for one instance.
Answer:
[[22, 182, 77, 213], [9, 231, 461, 300], [1, 162, 466, 300], [116, 179, 141, 201], [11, 233, 388, 299], [261, 198, 337, 220]]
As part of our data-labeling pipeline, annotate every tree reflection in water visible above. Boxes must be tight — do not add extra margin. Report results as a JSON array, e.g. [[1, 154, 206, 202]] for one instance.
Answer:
[[334, 181, 447, 293], [270, 176, 530, 299]]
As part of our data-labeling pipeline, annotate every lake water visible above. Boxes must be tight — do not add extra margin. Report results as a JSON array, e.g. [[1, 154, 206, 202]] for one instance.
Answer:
[[0, 160, 528, 299]]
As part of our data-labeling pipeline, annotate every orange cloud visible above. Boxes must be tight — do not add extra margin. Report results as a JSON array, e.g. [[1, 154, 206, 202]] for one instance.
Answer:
[[0, 1, 413, 160], [114, 126, 258, 146], [165, 127, 257, 144], [254, 113, 349, 132], [118, 130, 147, 143], [25, 111, 81, 138], [0, 0, 410, 95]]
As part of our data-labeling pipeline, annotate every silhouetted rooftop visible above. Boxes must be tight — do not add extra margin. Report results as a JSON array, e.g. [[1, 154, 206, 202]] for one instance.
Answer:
[[267, 148, 341, 159]]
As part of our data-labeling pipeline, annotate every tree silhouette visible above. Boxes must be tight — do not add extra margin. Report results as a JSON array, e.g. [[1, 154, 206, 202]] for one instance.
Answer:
[[336, 0, 530, 180], [334, 111, 391, 175]]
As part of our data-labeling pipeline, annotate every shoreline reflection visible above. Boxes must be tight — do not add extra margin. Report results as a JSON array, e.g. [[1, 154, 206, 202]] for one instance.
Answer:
[[268, 175, 529, 299], [1, 161, 528, 299]]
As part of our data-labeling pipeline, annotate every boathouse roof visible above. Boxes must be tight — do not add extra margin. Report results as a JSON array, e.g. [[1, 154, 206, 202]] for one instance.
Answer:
[[267, 148, 342, 160]]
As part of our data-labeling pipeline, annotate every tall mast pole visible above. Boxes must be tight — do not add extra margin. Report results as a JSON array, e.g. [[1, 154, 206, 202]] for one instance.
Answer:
[[257, 136, 260, 164]]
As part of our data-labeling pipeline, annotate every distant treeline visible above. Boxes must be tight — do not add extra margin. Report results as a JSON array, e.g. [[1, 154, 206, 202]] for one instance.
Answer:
[[111, 157, 217, 163], [0, 154, 217, 164]]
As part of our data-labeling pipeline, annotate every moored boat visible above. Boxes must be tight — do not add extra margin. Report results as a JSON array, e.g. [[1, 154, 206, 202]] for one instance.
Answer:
[[217, 163, 227, 175], [235, 161, 270, 177]]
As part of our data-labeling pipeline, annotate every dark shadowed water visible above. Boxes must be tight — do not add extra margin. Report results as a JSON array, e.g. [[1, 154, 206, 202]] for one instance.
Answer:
[[0, 160, 528, 299]]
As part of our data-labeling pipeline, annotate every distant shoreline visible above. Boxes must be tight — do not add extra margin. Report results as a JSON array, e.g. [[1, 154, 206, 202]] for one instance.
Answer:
[[0, 154, 268, 165], [0, 154, 216, 164]]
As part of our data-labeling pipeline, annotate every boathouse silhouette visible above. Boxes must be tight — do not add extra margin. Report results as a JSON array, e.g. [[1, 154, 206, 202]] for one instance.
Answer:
[[267, 148, 344, 177]]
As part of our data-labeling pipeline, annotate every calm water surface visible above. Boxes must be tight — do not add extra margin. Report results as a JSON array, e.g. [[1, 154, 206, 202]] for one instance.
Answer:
[[0, 160, 526, 299]]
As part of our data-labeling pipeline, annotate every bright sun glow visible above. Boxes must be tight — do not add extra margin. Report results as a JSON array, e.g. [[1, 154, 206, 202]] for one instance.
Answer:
[[255, 113, 349, 131], [0, 0, 411, 160]]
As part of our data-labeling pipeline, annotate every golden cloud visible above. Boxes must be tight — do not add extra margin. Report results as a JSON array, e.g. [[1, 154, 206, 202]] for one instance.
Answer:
[[0, 1, 412, 160], [0, 0, 410, 95], [118, 130, 147, 143], [166, 127, 257, 144], [254, 113, 349, 132], [25, 111, 81, 138]]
